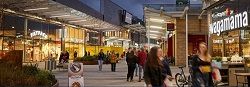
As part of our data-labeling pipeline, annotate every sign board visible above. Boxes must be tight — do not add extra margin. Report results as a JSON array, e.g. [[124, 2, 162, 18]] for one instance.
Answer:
[[167, 23, 175, 31], [125, 11, 132, 24], [68, 62, 84, 87], [209, 11, 249, 36], [30, 31, 48, 39]]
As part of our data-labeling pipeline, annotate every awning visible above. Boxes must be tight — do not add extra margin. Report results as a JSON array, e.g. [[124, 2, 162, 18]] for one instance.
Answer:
[[0, 0, 120, 31], [123, 24, 145, 32]]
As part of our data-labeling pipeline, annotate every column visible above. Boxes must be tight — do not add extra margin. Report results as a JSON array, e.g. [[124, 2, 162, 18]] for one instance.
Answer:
[[23, 18, 28, 62]]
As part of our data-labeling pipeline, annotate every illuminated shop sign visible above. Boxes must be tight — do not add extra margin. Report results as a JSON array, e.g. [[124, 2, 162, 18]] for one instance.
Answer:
[[30, 31, 48, 39], [209, 11, 249, 36]]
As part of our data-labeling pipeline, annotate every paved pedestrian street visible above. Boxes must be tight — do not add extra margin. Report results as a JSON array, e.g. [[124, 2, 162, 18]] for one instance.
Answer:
[[53, 60, 185, 87]]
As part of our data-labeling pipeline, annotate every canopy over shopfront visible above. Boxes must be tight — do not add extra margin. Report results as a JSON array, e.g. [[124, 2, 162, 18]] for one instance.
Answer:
[[0, 0, 120, 31]]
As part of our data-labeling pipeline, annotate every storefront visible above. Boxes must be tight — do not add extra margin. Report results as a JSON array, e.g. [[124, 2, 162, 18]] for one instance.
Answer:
[[208, 0, 250, 58], [0, 14, 62, 62], [104, 30, 130, 49], [0, 14, 87, 62], [205, 0, 250, 86]]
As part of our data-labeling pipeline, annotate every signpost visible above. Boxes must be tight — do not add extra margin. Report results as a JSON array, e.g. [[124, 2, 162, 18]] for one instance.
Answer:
[[68, 62, 84, 87]]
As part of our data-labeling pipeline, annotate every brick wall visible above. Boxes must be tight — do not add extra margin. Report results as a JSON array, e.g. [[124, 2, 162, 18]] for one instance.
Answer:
[[175, 15, 208, 66]]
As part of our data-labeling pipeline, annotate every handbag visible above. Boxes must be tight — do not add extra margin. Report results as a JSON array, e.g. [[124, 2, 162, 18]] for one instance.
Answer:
[[212, 68, 222, 83]]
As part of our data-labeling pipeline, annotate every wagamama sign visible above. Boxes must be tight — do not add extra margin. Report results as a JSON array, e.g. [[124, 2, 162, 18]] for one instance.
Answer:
[[209, 11, 249, 36]]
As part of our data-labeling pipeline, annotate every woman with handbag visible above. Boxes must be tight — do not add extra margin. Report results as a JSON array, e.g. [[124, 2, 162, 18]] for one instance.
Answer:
[[191, 42, 214, 87], [144, 46, 173, 87]]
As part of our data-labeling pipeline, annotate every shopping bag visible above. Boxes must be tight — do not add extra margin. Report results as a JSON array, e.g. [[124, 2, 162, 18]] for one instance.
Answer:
[[163, 76, 174, 87], [212, 68, 222, 83]]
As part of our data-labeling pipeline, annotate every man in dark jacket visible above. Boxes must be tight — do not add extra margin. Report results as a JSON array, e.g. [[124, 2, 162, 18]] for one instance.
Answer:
[[98, 49, 105, 71], [126, 47, 137, 82]]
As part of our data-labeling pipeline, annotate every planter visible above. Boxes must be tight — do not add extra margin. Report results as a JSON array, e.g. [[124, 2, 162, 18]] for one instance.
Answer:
[[52, 80, 59, 87], [82, 61, 98, 65]]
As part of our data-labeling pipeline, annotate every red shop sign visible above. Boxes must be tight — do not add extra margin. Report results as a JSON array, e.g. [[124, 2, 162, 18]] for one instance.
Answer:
[[167, 23, 175, 31]]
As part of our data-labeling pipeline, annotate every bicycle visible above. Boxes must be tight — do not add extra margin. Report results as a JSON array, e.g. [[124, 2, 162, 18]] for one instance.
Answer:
[[175, 66, 192, 87]]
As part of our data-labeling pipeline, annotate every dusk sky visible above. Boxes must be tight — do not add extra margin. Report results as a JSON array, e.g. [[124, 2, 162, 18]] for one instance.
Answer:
[[80, 0, 202, 19]]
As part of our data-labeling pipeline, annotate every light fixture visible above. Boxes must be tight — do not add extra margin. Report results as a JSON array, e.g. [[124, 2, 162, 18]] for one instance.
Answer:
[[83, 24, 98, 27], [24, 7, 49, 11], [50, 15, 70, 18], [149, 18, 165, 23], [150, 26, 164, 29], [149, 34, 160, 37], [150, 36, 158, 38], [149, 30, 161, 33], [69, 20, 87, 23]]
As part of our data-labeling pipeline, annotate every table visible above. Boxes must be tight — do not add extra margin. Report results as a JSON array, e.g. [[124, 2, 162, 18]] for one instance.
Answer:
[[234, 73, 250, 87]]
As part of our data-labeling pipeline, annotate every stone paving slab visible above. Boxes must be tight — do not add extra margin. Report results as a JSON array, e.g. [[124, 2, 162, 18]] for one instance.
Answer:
[[53, 60, 188, 87]]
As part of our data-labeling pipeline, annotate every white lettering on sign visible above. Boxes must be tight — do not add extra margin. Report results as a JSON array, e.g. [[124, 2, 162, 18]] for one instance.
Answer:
[[209, 11, 249, 36], [30, 31, 48, 39]]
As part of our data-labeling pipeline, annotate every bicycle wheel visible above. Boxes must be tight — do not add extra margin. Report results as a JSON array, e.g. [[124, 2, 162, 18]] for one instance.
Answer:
[[175, 73, 185, 87]]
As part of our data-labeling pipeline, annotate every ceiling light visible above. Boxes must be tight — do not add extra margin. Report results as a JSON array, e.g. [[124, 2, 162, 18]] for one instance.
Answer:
[[150, 26, 164, 29], [69, 20, 87, 23], [24, 7, 49, 11], [149, 30, 161, 33], [149, 36, 158, 38], [149, 18, 165, 23], [149, 34, 160, 37], [83, 24, 98, 27], [50, 15, 70, 18]]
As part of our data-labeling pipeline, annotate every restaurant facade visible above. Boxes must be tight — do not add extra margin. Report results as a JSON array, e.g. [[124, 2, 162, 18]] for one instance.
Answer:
[[204, 0, 250, 86], [207, 0, 250, 59]]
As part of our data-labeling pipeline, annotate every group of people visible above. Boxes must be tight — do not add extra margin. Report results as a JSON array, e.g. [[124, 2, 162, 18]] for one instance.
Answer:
[[97, 49, 119, 72], [59, 51, 69, 63], [127, 42, 217, 87], [97, 41, 216, 87]]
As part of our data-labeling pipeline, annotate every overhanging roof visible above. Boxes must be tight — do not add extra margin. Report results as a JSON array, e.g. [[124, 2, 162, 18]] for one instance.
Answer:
[[0, 0, 121, 31]]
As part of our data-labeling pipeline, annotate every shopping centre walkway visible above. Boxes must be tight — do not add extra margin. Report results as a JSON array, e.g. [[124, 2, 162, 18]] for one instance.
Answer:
[[53, 60, 182, 87]]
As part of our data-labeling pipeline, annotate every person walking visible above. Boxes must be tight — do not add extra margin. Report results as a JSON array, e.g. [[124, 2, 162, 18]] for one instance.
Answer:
[[98, 49, 105, 71], [133, 47, 139, 77], [126, 47, 137, 82], [66, 51, 69, 63], [144, 46, 173, 87], [192, 42, 213, 87], [74, 51, 77, 61], [110, 51, 117, 72], [138, 47, 147, 82]]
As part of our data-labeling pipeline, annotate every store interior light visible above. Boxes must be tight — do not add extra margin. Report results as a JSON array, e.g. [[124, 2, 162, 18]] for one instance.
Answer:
[[150, 25, 164, 29], [50, 15, 71, 18], [24, 7, 49, 11], [149, 18, 165, 23]]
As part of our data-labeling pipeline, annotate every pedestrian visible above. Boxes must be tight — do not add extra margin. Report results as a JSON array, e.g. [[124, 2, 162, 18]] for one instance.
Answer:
[[98, 49, 105, 71], [88, 51, 90, 56], [110, 51, 117, 72], [192, 42, 213, 87], [133, 47, 139, 77], [66, 51, 69, 63], [126, 47, 137, 82], [144, 46, 173, 87], [74, 51, 77, 60], [137, 47, 147, 82], [59, 52, 63, 63], [85, 51, 87, 56]]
